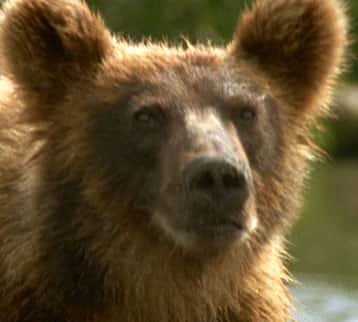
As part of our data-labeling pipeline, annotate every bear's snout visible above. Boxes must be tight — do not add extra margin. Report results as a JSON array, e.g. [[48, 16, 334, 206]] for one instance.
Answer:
[[184, 156, 249, 215]]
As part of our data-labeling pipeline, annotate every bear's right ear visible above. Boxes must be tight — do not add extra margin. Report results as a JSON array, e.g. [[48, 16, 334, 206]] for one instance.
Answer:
[[0, 0, 113, 101]]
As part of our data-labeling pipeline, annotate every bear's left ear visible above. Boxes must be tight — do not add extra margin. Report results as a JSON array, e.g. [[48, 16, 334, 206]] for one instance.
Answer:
[[0, 0, 113, 101], [231, 0, 348, 117]]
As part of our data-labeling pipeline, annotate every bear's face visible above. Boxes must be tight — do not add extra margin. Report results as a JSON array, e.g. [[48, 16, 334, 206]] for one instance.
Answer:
[[85, 58, 283, 256], [0, 0, 347, 264]]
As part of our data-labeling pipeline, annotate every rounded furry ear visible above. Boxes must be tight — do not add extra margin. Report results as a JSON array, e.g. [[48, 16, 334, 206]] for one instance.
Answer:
[[231, 0, 348, 115], [0, 0, 113, 100]]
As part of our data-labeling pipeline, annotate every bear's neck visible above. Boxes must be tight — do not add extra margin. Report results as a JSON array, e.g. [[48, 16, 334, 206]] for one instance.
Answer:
[[108, 241, 292, 322]]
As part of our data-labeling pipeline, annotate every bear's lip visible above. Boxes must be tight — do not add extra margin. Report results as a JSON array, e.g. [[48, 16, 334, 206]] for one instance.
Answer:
[[183, 217, 251, 256], [196, 218, 243, 232], [193, 219, 246, 241]]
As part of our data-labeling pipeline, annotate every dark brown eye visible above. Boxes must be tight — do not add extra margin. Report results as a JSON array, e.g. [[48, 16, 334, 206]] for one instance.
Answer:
[[239, 106, 257, 122], [133, 105, 162, 129]]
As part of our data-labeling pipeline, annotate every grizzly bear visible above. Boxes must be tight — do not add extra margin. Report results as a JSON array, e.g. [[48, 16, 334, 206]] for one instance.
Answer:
[[0, 0, 348, 321]]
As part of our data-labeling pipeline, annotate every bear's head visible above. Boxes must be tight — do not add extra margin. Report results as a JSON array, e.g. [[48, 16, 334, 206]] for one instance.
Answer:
[[0, 0, 347, 307]]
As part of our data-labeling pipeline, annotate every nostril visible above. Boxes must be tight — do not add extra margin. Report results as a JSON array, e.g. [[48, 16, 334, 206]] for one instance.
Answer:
[[185, 157, 249, 197], [222, 172, 245, 190], [193, 170, 215, 190]]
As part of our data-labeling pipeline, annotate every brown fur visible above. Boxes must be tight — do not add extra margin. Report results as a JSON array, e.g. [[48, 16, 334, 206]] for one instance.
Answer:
[[0, 0, 348, 322]]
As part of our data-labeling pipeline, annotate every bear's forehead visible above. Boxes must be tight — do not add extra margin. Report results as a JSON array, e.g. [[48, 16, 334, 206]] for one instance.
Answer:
[[96, 48, 272, 111], [142, 65, 268, 109], [113, 45, 268, 94]]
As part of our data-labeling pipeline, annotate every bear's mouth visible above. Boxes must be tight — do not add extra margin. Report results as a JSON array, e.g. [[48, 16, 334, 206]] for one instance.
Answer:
[[195, 218, 244, 236], [186, 212, 244, 235], [188, 215, 253, 247], [152, 207, 256, 256]]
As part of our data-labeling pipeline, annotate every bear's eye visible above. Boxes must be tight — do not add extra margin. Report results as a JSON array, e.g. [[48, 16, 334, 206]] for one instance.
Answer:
[[238, 105, 257, 123], [133, 105, 163, 130]]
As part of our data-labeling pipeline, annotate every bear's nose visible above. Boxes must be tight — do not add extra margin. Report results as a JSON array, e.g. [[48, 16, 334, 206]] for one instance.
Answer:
[[184, 157, 249, 212]]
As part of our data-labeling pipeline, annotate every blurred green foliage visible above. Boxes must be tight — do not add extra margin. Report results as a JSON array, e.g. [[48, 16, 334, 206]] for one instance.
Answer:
[[323, 118, 358, 159], [88, 0, 246, 45]]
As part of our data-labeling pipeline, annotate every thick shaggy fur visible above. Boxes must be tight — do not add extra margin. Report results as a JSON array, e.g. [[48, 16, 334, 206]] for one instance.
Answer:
[[0, 0, 348, 322]]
